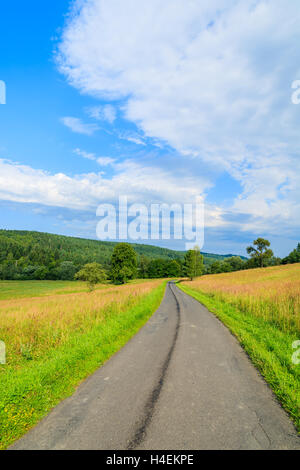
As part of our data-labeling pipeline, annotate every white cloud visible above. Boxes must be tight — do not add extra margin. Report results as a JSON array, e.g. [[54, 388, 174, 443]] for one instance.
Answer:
[[97, 156, 115, 166], [86, 104, 116, 123], [61, 116, 99, 135], [74, 148, 116, 166], [118, 131, 146, 146], [0, 158, 209, 211], [57, 0, 300, 235], [73, 148, 96, 160]]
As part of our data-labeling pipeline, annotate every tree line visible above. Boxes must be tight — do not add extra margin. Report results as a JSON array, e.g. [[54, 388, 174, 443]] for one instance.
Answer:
[[0, 229, 299, 283], [0, 230, 231, 281], [76, 244, 204, 289], [76, 238, 300, 289]]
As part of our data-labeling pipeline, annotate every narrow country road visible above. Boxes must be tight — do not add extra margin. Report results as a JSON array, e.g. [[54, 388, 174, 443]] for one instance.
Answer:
[[11, 282, 300, 450]]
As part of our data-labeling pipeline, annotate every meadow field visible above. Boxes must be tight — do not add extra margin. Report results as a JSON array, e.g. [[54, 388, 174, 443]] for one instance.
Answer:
[[0, 279, 166, 449], [178, 264, 300, 431], [0, 280, 99, 300]]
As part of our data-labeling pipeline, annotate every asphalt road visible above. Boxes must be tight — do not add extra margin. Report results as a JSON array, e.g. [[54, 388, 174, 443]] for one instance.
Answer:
[[11, 282, 300, 450]]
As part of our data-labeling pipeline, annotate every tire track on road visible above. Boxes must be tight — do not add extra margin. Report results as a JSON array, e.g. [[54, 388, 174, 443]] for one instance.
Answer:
[[127, 283, 181, 449]]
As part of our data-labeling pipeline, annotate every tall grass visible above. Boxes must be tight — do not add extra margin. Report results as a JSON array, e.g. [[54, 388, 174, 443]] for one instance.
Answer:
[[0, 280, 166, 449], [0, 281, 163, 368], [183, 264, 300, 334]]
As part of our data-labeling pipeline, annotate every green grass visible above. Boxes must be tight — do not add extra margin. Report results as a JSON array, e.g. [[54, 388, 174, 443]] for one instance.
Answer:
[[0, 280, 97, 300], [0, 281, 167, 449], [0, 279, 165, 301], [178, 283, 300, 433]]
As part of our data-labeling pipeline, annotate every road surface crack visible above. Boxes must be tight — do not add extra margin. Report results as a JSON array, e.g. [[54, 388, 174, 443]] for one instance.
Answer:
[[247, 405, 271, 449]]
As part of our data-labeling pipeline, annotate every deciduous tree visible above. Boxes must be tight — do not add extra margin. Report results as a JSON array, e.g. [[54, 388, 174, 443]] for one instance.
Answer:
[[110, 243, 137, 284], [75, 262, 107, 291], [246, 238, 273, 268], [184, 247, 203, 280]]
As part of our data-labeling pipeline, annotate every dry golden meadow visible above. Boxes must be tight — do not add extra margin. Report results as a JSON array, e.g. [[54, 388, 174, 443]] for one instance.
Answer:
[[0, 279, 163, 368], [182, 264, 300, 334], [0, 279, 166, 449]]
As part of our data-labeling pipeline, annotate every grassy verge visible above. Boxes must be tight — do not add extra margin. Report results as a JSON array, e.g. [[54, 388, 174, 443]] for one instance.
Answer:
[[178, 282, 300, 433], [0, 280, 166, 449]]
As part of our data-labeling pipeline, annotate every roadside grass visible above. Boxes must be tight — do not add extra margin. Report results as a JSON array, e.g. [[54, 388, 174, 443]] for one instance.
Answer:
[[178, 264, 300, 432], [185, 264, 300, 334], [0, 280, 166, 449]]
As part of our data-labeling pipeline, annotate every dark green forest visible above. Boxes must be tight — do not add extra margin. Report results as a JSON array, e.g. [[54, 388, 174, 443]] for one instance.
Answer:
[[0, 230, 298, 281], [0, 230, 242, 280]]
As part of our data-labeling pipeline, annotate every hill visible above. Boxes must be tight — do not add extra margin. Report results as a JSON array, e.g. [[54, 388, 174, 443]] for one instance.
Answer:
[[0, 229, 247, 280]]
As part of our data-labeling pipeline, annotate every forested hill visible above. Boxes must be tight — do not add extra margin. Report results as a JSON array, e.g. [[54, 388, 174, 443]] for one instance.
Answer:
[[0, 229, 246, 280]]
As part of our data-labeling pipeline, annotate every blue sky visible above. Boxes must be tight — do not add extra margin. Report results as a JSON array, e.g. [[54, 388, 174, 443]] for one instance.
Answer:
[[0, 0, 300, 257]]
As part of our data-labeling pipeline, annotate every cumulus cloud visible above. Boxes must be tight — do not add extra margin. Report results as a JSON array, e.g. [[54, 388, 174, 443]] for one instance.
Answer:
[[57, 0, 300, 235], [0, 158, 209, 211], [61, 116, 99, 135]]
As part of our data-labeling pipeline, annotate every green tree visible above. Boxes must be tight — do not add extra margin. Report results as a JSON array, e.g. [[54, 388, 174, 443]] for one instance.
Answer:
[[139, 255, 150, 278], [33, 266, 48, 280], [219, 261, 232, 273], [246, 238, 273, 268], [226, 256, 245, 271], [269, 256, 282, 266], [56, 261, 77, 280], [110, 243, 137, 284], [209, 260, 222, 274], [184, 247, 203, 280], [75, 262, 107, 291], [147, 259, 165, 278], [116, 266, 133, 284], [282, 243, 300, 265], [166, 259, 181, 277]]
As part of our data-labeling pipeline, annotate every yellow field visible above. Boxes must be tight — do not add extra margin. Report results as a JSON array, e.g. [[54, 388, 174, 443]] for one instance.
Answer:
[[0, 280, 162, 367], [182, 264, 300, 333]]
